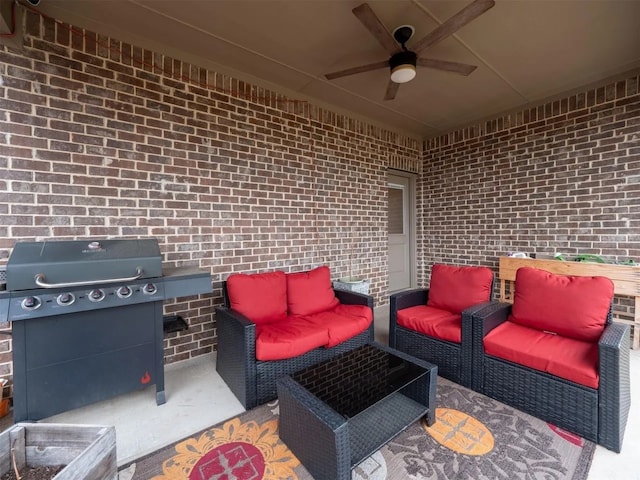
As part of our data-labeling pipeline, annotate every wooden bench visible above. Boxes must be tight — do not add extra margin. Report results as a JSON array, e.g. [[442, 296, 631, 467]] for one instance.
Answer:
[[499, 256, 640, 349]]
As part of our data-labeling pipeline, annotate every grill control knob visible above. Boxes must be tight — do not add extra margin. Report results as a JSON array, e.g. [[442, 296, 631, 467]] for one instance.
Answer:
[[117, 286, 132, 298], [21, 296, 41, 311], [143, 283, 157, 295], [88, 289, 105, 302], [56, 292, 75, 306]]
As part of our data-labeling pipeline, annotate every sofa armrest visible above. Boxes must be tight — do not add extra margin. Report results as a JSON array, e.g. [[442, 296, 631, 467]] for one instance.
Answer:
[[389, 288, 428, 347], [598, 322, 631, 452], [215, 306, 256, 343], [333, 289, 375, 343], [334, 289, 374, 309], [470, 301, 511, 391], [215, 306, 258, 409]]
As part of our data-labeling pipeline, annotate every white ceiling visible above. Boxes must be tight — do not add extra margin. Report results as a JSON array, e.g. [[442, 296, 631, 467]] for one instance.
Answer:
[[36, 0, 640, 137]]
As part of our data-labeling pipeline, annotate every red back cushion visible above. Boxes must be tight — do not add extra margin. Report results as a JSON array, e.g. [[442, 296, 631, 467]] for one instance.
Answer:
[[226, 271, 287, 324], [509, 267, 614, 342], [427, 264, 494, 314], [287, 266, 339, 316]]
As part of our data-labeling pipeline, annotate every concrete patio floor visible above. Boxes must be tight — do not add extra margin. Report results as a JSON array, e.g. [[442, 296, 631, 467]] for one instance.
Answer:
[[39, 306, 640, 479]]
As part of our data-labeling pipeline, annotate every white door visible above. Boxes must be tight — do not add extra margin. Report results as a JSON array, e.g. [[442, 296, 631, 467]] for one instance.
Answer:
[[388, 173, 413, 292]]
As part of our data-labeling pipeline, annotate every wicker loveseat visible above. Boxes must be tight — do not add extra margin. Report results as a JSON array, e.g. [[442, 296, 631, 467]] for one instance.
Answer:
[[215, 266, 374, 409], [389, 264, 494, 387], [471, 267, 631, 452]]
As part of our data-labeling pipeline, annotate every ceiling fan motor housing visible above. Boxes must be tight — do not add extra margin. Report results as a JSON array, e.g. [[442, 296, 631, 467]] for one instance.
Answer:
[[390, 50, 417, 83]]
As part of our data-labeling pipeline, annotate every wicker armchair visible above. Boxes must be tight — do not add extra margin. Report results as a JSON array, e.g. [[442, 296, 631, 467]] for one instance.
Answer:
[[216, 282, 374, 410], [389, 264, 494, 387], [471, 267, 631, 452]]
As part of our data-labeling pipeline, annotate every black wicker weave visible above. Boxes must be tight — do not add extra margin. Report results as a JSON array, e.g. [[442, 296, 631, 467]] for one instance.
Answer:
[[277, 343, 437, 480], [471, 301, 631, 452], [215, 285, 374, 410], [389, 282, 493, 387]]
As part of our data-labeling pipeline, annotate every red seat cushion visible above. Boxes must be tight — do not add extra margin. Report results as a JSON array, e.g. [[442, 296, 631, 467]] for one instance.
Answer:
[[427, 264, 493, 314], [304, 304, 373, 348], [255, 318, 329, 361], [226, 271, 287, 324], [510, 267, 614, 342], [286, 266, 339, 316], [484, 321, 599, 388], [396, 305, 462, 343]]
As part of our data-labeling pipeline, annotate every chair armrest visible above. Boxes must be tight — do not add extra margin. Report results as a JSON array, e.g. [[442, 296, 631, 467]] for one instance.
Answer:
[[599, 322, 629, 352], [460, 301, 494, 387], [389, 288, 428, 347], [473, 301, 511, 336], [214, 306, 258, 409], [390, 288, 428, 312], [462, 301, 495, 319], [334, 289, 374, 309], [599, 322, 630, 383], [470, 301, 511, 391], [597, 322, 631, 452]]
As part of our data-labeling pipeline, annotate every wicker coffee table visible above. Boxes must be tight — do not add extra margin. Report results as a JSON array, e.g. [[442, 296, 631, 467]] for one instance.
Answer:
[[277, 342, 437, 480]]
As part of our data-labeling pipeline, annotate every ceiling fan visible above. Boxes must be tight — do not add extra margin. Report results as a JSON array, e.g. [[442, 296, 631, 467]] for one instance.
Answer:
[[325, 0, 495, 100]]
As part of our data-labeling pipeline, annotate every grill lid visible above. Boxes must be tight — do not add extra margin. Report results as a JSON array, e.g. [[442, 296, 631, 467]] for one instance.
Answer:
[[7, 239, 162, 291]]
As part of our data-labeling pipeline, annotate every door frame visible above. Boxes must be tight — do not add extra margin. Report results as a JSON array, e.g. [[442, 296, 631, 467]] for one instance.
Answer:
[[388, 169, 417, 292]]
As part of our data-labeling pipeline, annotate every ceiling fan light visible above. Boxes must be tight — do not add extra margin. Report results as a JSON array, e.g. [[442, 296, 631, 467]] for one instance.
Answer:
[[390, 64, 416, 83], [389, 50, 417, 84]]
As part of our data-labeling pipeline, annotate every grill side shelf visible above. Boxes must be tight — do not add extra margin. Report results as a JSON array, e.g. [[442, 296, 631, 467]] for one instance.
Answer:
[[162, 267, 212, 298]]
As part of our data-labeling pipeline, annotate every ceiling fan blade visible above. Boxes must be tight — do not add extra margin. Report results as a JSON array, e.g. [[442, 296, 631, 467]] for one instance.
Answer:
[[412, 0, 495, 54], [384, 80, 400, 101], [417, 58, 477, 76], [352, 3, 399, 55], [325, 60, 389, 80]]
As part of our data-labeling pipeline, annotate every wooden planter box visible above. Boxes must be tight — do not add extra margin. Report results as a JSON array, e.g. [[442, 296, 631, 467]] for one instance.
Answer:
[[499, 256, 640, 348], [0, 423, 117, 480]]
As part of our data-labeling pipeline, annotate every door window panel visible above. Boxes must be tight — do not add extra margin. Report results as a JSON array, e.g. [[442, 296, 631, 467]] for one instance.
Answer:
[[388, 186, 404, 235]]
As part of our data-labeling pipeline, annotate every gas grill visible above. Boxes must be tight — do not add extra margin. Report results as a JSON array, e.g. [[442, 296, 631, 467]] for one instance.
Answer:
[[0, 238, 212, 422]]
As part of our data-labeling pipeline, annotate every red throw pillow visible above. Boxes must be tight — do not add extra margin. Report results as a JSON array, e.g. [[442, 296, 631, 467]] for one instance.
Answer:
[[427, 264, 493, 314], [286, 266, 339, 316], [226, 271, 287, 324], [509, 267, 614, 342]]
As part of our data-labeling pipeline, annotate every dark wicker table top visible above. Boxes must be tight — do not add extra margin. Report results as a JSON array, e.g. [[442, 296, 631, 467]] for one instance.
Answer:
[[291, 343, 432, 418]]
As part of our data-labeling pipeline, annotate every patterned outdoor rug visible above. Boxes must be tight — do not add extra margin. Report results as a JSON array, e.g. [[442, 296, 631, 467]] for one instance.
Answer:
[[119, 378, 595, 480]]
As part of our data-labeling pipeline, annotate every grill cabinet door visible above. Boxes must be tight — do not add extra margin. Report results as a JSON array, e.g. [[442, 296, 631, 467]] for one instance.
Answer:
[[12, 302, 164, 421]]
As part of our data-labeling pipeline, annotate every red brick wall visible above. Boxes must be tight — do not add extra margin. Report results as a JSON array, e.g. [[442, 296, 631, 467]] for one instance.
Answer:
[[2, 9, 638, 389], [420, 74, 640, 313], [0, 12, 421, 380]]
